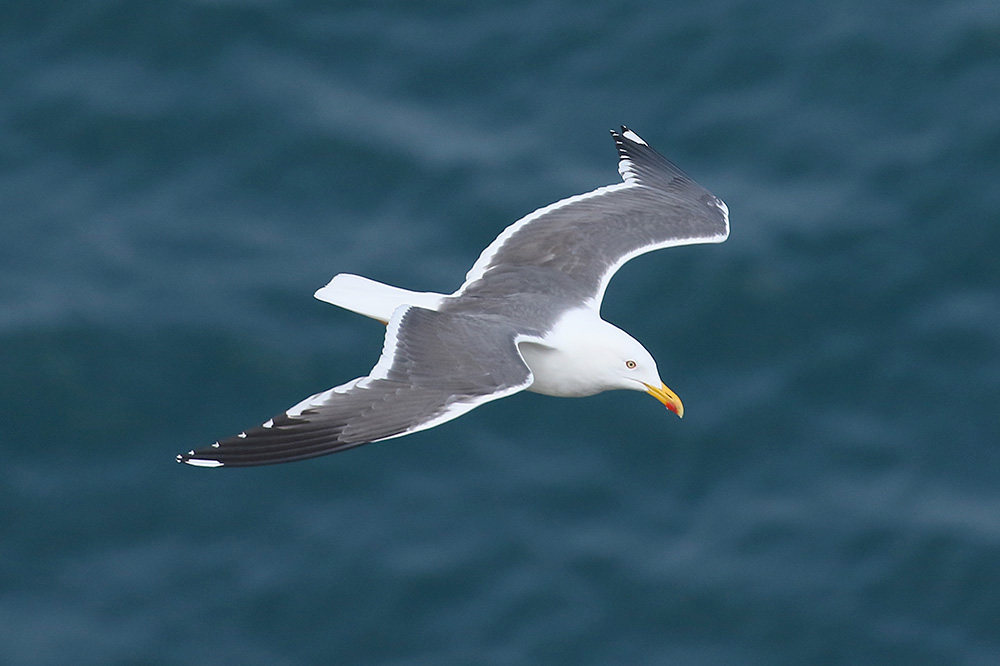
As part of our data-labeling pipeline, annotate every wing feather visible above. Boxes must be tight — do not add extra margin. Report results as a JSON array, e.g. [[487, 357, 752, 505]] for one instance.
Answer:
[[178, 307, 534, 467], [454, 127, 729, 310]]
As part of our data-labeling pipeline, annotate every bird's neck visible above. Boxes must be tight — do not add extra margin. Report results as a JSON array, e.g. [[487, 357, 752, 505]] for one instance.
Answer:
[[517, 309, 618, 398]]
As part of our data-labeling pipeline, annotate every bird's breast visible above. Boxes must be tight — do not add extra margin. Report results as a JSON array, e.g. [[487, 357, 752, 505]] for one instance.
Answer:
[[517, 339, 604, 398]]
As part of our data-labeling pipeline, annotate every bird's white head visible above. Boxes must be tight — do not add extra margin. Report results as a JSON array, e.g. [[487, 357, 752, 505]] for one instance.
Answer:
[[520, 310, 684, 417], [593, 323, 684, 418]]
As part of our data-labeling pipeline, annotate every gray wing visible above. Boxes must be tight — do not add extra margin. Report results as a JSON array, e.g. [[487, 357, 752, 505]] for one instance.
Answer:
[[178, 307, 534, 467], [455, 127, 729, 311]]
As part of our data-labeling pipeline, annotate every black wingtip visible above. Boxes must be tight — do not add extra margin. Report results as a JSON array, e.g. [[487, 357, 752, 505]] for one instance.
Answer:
[[176, 447, 225, 468], [611, 126, 648, 159], [611, 126, 628, 159]]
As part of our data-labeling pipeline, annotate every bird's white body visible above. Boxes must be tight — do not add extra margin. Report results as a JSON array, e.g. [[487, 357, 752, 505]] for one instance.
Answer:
[[315, 275, 662, 399]]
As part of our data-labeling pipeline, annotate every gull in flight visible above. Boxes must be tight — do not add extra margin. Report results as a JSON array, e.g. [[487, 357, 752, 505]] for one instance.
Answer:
[[178, 127, 729, 467]]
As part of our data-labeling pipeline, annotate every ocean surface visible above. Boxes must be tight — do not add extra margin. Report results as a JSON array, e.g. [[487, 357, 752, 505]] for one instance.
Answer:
[[3, 1, 999, 664]]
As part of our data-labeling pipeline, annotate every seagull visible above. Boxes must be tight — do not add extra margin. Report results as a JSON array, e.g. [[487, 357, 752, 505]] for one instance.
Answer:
[[178, 127, 729, 467]]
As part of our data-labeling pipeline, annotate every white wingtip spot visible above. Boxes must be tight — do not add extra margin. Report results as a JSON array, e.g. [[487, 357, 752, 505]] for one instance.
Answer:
[[184, 458, 224, 468], [263, 419, 274, 429], [622, 129, 647, 146], [716, 198, 730, 219], [237, 432, 246, 439]]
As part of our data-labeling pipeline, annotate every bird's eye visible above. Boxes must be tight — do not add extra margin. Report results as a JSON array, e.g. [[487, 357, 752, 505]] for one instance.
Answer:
[[625, 360, 637, 369]]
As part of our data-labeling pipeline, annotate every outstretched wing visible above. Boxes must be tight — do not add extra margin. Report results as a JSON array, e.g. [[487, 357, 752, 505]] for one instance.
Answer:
[[178, 307, 534, 467], [454, 127, 729, 311]]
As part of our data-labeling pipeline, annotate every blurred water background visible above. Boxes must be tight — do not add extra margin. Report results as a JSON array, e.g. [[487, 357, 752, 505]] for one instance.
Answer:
[[3, 1, 999, 664]]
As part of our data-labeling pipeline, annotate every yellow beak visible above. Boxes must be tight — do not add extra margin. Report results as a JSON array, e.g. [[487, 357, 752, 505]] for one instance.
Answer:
[[644, 382, 684, 418]]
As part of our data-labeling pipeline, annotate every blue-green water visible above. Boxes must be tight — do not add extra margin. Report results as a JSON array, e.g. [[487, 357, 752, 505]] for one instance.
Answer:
[[3, 1, 999, 664]]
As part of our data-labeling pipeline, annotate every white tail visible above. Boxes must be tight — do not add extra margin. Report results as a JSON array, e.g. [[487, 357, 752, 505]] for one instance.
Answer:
[[314, 274, 446, 323]]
